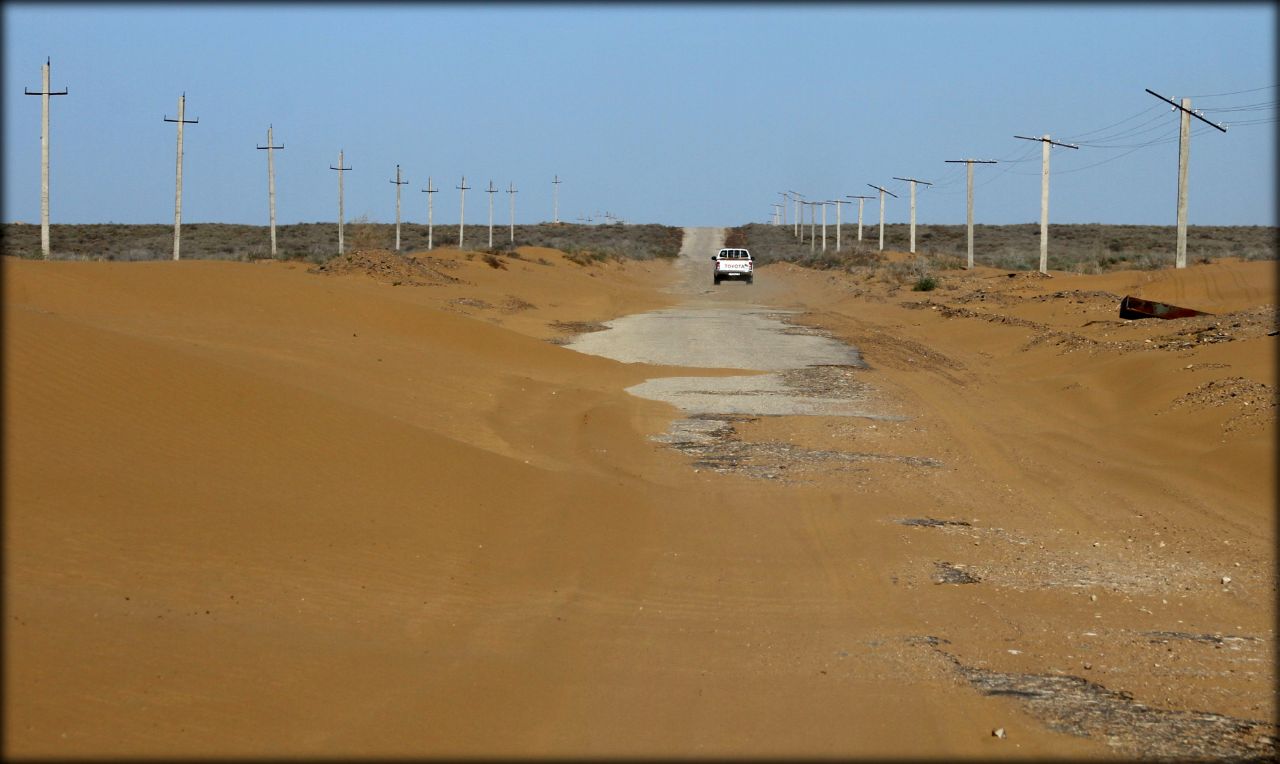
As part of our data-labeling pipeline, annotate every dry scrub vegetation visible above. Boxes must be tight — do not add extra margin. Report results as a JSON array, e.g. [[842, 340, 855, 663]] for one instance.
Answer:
[[727, 222, 1278, 274], [1, 221, 683, 264]]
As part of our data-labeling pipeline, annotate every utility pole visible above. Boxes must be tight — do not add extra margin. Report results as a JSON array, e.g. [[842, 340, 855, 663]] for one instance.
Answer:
[[789, 191, 803, 238], [820, 200, 829, 252], [944, 158, 998, 269], [892, 176, 933, 254], [329, 150, 351, 255], [1146, 88, 1227, 268], [485, 180, 498, 248], [772, 203, 784, 225], [846, 195, 873, 243], [507, 182, 518, 244], [778, 191, 789, 226], [163, 94, 199, 261], [1014, 134, 1079, 273], [552, 174, 562, 224], [24, 57, 68, 260], [421, 176, 437, 250], [456, 176, 470, 248], [255, 125, 284, 258], [389, 164, 408, 252], [829, 199, 849, 252], [808, 201, 818, 253], [867, 184, 898, 252]]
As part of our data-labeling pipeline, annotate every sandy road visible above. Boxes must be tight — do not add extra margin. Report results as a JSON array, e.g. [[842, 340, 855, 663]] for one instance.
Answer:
[[8, 243, 1267, 758]]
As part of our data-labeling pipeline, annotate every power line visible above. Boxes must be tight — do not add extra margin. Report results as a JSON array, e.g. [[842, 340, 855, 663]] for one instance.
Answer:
[[1198, 100, 1278, 113], [1060, 104, 1164, 142], [1186, 84, 1277, 98]]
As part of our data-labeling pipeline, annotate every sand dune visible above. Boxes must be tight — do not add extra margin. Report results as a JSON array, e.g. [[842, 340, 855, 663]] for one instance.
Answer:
[[4, 247, 1274, 758]]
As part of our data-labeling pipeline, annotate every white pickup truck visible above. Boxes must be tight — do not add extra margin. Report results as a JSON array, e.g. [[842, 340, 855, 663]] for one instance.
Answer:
[[711, 248, 753, 285]]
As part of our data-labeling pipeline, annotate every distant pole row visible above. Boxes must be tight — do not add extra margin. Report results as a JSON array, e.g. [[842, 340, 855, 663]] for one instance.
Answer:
[[22, 59, 572, 261], [778, 88, 1227, 272]]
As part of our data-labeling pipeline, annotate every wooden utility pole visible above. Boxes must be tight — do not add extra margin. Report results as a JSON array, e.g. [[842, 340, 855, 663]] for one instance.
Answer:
[[256, 126, 284, 258], [420, 177, 437, 250], [944, 158, 998, 269], [456, 176, 470, 248], [507, 182, 518, 244], [24, 58, 68, 260], [163, 94, 199, 261], [1145, 88, 1227, 268], [552, 174, 562, 223], [389, 164, 408, 251], [867, 184, 898, 252], [1014, 134, 1079, 273], [829, 199, 849, 252], [846, 195, 873, 242], [892, 176, 933, 254], [485, 180, 498, 248], [329, 150, 351, 255]]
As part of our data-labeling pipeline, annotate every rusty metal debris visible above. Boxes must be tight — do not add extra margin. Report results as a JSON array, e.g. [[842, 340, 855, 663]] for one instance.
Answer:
[[1119, 295, 1213, 320]]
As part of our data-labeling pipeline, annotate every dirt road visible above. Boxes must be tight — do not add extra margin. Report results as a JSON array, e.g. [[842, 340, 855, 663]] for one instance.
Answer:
[[570, 227, 876, 410]]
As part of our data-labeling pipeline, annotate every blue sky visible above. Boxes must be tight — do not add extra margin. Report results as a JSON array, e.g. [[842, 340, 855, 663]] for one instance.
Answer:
[[3, 3, 1275, 227]]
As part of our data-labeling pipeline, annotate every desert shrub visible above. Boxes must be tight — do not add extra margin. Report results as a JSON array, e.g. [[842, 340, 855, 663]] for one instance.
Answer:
[[482, 253, 507, 269], [912, 275, 938, 291]]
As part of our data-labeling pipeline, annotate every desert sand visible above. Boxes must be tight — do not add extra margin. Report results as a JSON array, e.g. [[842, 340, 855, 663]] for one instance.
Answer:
[[4, 238, 1275, 759]]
